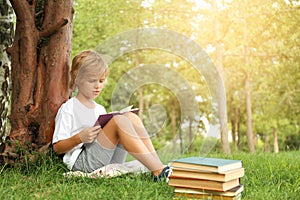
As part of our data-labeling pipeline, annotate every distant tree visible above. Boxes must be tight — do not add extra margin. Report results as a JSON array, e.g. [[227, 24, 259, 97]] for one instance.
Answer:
[[1, 0, 74, 164]]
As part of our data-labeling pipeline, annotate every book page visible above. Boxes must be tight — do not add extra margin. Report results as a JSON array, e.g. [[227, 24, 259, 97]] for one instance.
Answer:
[[119, 105, 133, 113]]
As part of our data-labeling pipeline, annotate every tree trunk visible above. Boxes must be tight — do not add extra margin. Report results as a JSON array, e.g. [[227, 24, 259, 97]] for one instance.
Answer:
[[212, 0, 231, 154], [237, 108, 241, 150], [243, 17, 255, 153], [135, 51, 144, 119], [230, 116, 237, 149], [0, 0, 14, 143], [245, 73, 255, 153], [2, 0, 73, 163], [229, 96, 237, 150], [188, 116, 193, 152], [265, 133, 270, 153], [171, 99, 177, 153], [178, 124, 183, 153], [273, 128, 279, 153]]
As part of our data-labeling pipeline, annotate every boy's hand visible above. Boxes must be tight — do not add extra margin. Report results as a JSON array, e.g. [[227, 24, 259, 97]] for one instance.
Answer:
[[78, 126, 101, 143]]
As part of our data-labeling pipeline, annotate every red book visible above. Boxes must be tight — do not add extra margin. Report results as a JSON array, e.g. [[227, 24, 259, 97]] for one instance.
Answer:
[[94, 105, 139, 127]]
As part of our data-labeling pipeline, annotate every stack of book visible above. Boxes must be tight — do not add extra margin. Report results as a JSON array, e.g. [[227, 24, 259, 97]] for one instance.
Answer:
[[168, 157, 244, 200]]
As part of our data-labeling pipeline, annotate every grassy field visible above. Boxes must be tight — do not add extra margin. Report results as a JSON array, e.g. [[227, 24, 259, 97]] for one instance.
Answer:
[[1, 151, 299, 200]]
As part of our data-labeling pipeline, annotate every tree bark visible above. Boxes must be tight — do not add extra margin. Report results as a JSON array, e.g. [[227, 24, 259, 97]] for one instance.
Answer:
[[2, 0, 73, 163], [0, 0, 14, 143]]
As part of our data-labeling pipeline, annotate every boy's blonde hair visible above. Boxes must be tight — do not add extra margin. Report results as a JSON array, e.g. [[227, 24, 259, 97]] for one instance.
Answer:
[[69, 50, 108, 93]]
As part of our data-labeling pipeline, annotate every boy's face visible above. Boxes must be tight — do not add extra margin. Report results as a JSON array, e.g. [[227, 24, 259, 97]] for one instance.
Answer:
[[76, 72, 107, 101]]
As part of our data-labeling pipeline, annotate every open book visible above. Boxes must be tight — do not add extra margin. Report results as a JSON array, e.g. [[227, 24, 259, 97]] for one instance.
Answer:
[[94, 105, 139, 127]]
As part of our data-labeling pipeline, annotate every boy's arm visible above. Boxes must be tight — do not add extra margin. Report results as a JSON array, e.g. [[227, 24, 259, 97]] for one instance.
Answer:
[[53, 126, 101, 154], [53, 134, 81, 154]]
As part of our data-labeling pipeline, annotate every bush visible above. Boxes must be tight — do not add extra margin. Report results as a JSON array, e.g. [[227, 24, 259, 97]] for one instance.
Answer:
[[284, 133, 300, 151]]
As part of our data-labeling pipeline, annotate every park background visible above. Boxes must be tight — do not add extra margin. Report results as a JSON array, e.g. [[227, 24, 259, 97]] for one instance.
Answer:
[[72, 0, 300, 154], [0, 0, 299, 199]]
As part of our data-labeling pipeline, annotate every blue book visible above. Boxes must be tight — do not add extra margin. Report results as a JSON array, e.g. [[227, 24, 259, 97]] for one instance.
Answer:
[[170, 157, 242, 173]]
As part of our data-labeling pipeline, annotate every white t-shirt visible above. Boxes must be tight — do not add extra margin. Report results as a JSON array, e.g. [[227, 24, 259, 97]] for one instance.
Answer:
[[52, 97, 107, 170]]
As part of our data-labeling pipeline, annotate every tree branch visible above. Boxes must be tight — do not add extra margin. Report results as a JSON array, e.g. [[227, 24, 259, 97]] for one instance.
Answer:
[[32, 0, 37, 8], [35, 10, 43, 17], [10, 0, 33, 21], [39, 18, 69, 39]]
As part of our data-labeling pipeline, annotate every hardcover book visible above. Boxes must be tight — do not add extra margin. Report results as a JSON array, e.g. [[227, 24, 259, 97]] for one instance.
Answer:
[[94, 105, 139, 127], [174, 184, 244, 197], [168, 177, 240, 192], [170, 157, 242, 173], [173, 192, 242, 200], [170, 167, 244, 182]]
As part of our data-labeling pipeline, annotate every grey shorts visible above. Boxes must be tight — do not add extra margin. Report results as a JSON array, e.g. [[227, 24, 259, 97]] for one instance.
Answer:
[[72, 140, 127, 173]]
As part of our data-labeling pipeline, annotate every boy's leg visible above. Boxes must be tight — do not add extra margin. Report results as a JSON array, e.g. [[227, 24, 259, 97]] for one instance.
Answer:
[[99, 115, 164, 173], [123, 112, 163, 167], [123, 112, 157, 152], [110, 144, 127, 164], [72, 140, 116, 173]]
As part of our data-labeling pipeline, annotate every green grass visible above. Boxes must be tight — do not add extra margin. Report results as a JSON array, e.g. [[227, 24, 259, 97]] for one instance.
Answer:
[[1, 151, 299, 200]]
